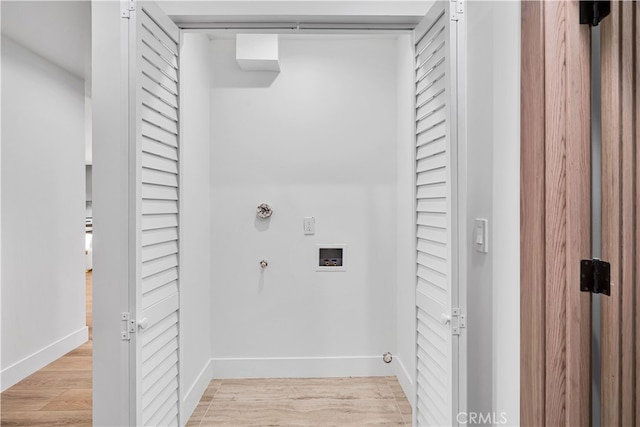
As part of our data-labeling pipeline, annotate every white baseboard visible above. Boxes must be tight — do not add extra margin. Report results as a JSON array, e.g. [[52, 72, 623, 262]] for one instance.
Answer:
[[181, 359, 213, 427], [394, 355, 415, 408], [1, 326, 88, 391], [210, 355, 394, 379]]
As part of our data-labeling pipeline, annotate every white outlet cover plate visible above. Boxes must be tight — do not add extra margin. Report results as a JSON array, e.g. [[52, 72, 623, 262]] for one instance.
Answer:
[[303, 217, 315, 235]]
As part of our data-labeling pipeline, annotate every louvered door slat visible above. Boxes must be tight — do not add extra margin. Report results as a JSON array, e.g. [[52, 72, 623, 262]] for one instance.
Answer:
[[417, 26, 446, 67], [142, 241, 178, 263], [417, 279, 446, 306], [142, 74, 178, 109], [417, 250, 447, 273], [417, 90, 447, 123], [143, 377, 178, 425], [142, 137, 178, 160], [142, 59, 178, 95], [141, 254, 178, 278], [414, 2, 460, 426], [417, 135, 446, 157], [142, 337, 178, 379], [142, 184, 178, 201], [142, 88, 178, 122], [417, 120, 446, 146], [142, 152, 178, 173], [143, 357, 178, 400], [140, 12, 178, 55], [417, 74, 446, 108], [142, 43, 179, 82], [418, 349, 447, 388], [142, 199, 178, 215], [417, 182, 447, 199], [417, 168, 447, 186], [418, 212, 447, 228], [417, 239, 447, 259], [142, 227, 179, 247], [417, 264, 446, 291], [142, 214, 178, 230], [142, 105, 178, 135], [128, 3, 181, 425]]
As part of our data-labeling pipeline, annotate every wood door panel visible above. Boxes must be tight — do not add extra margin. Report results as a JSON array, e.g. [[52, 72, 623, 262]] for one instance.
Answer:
[[521, 1, 592, 424], [601, 1, 639, 425], [520, 2, 546, 425]]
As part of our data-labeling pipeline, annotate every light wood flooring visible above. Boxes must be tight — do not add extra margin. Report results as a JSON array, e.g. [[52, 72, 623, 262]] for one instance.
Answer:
[[186, 376, 413, 426], [0, 272, 93, 426], [2, 272, 412, 426]]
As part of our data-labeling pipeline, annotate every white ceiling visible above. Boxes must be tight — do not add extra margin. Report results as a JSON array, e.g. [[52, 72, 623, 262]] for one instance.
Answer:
[[1, 1, 91, 80]]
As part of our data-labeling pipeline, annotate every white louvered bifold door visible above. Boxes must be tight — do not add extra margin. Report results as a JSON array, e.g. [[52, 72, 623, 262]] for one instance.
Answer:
[[126, 2, 181, 426], [414, 2, 461, 426]]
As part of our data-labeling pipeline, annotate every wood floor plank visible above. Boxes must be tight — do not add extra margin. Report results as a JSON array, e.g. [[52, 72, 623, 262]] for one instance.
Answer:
[[64, 342, 92, 358], [40, 389, 92, 411], [214, 378, 394, 402], [8, 370, 92, 391], [185, 400, 210, 426], [0, 410, 92, 427], [0, 389, 65, 412], [202, 399, 405, 426], [40, 357, 92, 372], [189, 377, 411, 426]]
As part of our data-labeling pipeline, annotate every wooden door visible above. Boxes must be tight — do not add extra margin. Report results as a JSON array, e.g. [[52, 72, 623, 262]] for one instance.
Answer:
[[600, 1, 640, 425], [520, 1, 592, 425]]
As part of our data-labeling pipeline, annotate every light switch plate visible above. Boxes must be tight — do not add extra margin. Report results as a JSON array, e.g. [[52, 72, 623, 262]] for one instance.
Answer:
[[474, 219, 488, 253]]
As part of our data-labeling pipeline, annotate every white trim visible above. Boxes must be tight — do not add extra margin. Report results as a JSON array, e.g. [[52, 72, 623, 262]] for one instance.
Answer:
[[180, 359, 213, 427], [0, 327, 88, 391], [455, 5, 469, 418], [210, 356, 394, 379], [394, 355, 414, 409]]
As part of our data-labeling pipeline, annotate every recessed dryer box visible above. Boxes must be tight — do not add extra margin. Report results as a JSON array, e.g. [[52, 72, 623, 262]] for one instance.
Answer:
[[317, 244, 347, 272], [236, 34, 280, 72]]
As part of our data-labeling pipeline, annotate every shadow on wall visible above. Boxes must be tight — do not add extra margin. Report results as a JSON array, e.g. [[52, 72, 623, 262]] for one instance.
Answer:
[[210, 39, 280, 88], [254, 215, 271, 232]]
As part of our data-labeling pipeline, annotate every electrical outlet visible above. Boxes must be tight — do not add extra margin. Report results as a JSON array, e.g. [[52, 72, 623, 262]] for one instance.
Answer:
[[303, 217, 315, 235]]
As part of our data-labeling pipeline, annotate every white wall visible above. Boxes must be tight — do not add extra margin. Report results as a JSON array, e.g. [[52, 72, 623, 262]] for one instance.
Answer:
[[92, 2, 131, 424], [209, 35, 399, 377], [1, 36, 87, 390], [464, 4, 495, 418], [465, 2, 520, 424], [489, 2, 520, 424], [395, 34, 416, 402], [179, 32, 214, 424]]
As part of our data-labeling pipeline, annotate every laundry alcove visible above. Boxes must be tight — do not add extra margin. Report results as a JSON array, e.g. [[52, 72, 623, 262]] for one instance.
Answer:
[[91, 1, 520, 426]]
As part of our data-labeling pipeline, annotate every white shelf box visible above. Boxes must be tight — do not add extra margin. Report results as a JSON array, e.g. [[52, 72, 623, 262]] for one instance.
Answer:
[[236, 34, 281, 72]]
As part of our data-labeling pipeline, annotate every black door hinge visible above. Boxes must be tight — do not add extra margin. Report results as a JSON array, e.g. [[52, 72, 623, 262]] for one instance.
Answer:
[[580, 1, 611, 26], [580, 259, 611, 296]]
